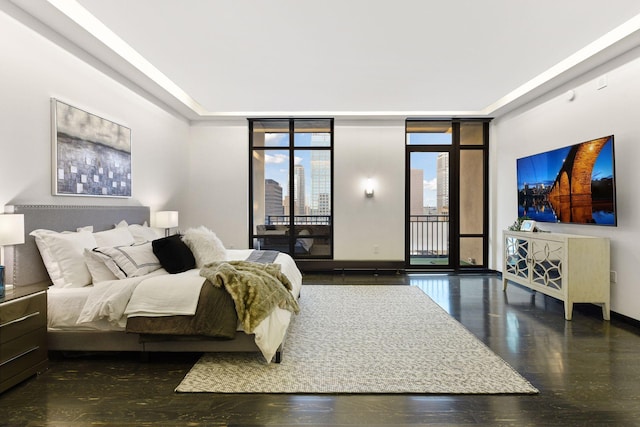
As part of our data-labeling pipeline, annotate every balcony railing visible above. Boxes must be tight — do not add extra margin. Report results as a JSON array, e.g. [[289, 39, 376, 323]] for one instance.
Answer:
[[266, 215, 331, 225], [260, 215, 447, 259], [410, 214, 449, 256], [256, 215, 332, 258]]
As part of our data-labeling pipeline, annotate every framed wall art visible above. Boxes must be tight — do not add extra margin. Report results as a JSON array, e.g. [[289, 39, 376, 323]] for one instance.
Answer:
[[52, 98, 132, 197]]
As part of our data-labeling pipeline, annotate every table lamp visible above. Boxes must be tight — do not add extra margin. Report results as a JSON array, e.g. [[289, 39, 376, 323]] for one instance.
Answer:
[[155, 211, 179, 237], [0, 214, 25, 296]]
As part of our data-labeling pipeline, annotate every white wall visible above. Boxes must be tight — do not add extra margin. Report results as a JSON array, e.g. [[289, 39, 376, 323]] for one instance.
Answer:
[[186, 120, 407, 260], [186, 122, 249, 249], [333, 121, 405, 260], [491, 45, 640, 320], [0, 7, 190, 215]]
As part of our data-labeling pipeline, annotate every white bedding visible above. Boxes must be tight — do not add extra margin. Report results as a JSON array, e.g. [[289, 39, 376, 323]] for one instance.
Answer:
[[47, 287, 119, 331], [47, 249, 302, 362], [124, 269, 206, 318]]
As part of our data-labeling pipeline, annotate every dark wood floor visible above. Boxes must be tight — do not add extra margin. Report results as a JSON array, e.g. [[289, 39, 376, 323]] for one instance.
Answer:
[[2, 272, 640, 426]]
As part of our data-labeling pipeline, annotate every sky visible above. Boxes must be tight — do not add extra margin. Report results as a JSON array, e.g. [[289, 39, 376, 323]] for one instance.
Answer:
[[407, 133, 452, 207], [262, 133, 317, 202], [411, 152, 439, 207]]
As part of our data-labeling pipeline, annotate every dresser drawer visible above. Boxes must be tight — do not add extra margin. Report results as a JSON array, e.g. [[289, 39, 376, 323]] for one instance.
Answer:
[[0, 292, 47, 345], [0, 327, 48, 383]]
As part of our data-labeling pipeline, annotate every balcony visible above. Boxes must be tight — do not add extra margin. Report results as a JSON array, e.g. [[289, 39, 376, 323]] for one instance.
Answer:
[[255, 214, 455, 265], [410, 214, 449, 266], [254, 215, 331, 258]]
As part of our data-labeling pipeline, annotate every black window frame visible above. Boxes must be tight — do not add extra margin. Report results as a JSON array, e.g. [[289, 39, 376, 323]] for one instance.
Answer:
[[248, 118, 334, 259], [405, 118, 490, 271]]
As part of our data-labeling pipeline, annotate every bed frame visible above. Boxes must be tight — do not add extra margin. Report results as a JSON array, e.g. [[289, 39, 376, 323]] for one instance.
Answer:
[[8, 204, 286, 362]]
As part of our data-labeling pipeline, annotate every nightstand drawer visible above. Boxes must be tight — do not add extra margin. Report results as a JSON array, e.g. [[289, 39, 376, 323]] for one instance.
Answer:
[[0, 327, 47, 383], [0, 292, 47, 345]]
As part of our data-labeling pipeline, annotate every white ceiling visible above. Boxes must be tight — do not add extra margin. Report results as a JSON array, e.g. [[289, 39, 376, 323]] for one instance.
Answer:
[[8, 0, 640, 120]]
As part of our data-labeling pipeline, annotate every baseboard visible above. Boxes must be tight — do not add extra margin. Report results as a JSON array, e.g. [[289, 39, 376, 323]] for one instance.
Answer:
[[296, 260, 405, 273], [612, 311, 640, 329], [298, 261, 499, 275]]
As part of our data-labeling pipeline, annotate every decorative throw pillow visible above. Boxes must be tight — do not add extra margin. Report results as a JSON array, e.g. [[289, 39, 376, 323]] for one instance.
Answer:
[[84, 248, 123, 281], [30, 229, 97, 288], [92, 242, 162, 278], [182, 226, 227, 268], [152, 234, 196, 274]]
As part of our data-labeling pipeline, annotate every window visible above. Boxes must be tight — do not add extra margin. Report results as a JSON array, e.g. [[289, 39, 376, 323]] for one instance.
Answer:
[[249, 118, 333, 259]]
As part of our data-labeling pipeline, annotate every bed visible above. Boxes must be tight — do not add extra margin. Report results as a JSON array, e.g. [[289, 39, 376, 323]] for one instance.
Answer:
[[7, 204, 302, 363]]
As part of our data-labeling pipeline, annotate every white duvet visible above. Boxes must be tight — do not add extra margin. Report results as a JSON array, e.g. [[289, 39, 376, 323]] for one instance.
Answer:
[[71, 249, 302, 362], [124, 269, 206, 318]]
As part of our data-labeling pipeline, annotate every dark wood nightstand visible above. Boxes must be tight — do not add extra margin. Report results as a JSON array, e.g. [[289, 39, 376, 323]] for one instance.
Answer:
[[0, 282, 49, 393]]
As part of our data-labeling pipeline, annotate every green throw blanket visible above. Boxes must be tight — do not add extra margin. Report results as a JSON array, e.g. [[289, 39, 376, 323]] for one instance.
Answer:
[[200, 261, 300, 333]]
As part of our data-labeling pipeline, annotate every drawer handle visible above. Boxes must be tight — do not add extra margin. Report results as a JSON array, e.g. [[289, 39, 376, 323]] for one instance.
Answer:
[[0, 311, 40, 329], [0, 346, 40, 368]]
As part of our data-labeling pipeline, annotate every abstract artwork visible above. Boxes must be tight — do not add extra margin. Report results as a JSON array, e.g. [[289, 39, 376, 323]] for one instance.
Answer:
[[52, 99, 131, 197]]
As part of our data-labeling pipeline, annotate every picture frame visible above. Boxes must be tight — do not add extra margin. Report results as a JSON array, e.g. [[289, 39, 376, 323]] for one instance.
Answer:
[[51, 98, 131, 197], [520, 220, 537, 232]]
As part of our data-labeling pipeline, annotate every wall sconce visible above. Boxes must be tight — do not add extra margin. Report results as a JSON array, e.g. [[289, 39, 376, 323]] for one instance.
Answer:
[[365, 179, 375, 198], [0, 214, 25, 295], [155, 211, 179, 237]]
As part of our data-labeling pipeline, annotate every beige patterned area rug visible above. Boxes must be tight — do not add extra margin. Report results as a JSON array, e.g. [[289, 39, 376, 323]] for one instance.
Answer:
[[175, 285, 539, 394]]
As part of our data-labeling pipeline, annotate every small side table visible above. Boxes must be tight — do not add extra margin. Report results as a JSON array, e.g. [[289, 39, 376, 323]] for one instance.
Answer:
[[0, 282, 49, 393]]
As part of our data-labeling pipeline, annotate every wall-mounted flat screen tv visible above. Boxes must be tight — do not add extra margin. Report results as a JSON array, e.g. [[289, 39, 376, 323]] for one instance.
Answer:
[[517, 135, 617, 226]]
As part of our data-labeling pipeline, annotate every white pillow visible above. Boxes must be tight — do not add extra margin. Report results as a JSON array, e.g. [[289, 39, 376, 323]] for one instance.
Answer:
[[116, 220, 163, 243], [182, 226, 226, 268], [30, 229, 97, 288], [92, 242, 162, 278], [93, 227, 135, 247], [84, 249, 123, 281]]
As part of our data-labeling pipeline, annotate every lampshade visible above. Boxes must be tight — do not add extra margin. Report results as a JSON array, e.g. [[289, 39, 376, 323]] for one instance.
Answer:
[[0, 214, 25, 246], [155, 211, 179, 229]]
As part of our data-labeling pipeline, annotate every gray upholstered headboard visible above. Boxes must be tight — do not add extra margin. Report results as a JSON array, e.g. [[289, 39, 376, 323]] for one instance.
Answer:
[[6, 205, 150, 286]]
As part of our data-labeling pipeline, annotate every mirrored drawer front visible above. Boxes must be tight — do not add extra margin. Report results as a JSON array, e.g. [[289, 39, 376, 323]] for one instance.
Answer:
[[0, 292, 47, 345], [0, 328, 47, 383]]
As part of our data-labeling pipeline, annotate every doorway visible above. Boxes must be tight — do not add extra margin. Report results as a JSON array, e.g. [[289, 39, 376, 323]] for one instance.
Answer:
[[405, 120, 489, 271], [408, 150, 451, 267]]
